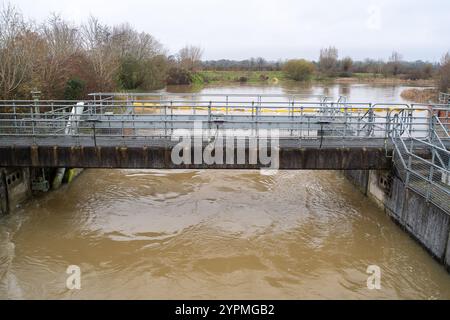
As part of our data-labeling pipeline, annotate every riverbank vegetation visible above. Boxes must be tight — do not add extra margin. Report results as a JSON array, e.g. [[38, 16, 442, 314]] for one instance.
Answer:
[[0, 4, 170, 100], [0, 3, 449, 100], [283, 60, 315, 81], [400, 54, 450, 103], [400, 88, 438, 103]]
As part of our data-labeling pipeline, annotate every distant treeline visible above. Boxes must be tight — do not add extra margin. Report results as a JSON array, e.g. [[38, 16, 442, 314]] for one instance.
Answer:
[[202, 58, 283, 71], [203, 55, 437, 80], [203, 47, 450, 91]]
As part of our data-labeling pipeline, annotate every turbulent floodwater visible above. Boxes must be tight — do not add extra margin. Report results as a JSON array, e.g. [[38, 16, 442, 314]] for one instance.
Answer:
[[1, 83, 449, 300], [1, 170, 450, 300]]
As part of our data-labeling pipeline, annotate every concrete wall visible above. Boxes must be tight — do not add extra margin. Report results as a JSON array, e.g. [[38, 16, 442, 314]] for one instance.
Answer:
[[0, 168, 32, 214], [344, 170, 450, 271], [342, 170, 369, 195], [0, 145, 391, 170], [3, 168, 31, 212], [0, 166, 85, 215], [0, 169, 8, 215]]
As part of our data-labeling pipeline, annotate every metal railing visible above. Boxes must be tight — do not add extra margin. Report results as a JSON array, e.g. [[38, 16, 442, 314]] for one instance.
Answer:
[[389, 108, 450, 213], [439, 92, 450, 105], [0, 98, 432, 149], [0, 94, 449, 213]]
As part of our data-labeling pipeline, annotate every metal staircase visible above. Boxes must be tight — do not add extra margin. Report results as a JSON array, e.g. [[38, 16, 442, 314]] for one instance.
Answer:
[[389, 109, 450, 214]]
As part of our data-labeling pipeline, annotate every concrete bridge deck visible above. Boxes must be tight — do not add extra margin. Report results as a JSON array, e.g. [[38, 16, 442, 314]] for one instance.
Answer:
[[0, 137, 394, 170]]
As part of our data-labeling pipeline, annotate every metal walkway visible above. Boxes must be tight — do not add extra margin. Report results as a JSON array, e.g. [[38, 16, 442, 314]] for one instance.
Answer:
[[0, 93, 449, 212]]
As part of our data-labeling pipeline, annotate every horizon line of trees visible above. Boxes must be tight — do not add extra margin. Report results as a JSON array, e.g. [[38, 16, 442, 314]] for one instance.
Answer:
[[202, 50, 444, 81], [203, 47, 449, 92]]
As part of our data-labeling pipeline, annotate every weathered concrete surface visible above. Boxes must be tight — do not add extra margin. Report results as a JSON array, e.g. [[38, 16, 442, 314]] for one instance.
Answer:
[[446, 234, 450, 269], [4, 168, 31, 211], [344, 169, 450, 270], [343, 170, 369, 195], [0, 169, 8, 215], [0, 145, 391, 170], [402, 190, 450, 260], [384, 174, 407, 224]]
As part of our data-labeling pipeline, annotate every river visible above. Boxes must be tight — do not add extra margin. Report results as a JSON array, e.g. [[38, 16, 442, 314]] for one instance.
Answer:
[[1, 82, 449, 300]]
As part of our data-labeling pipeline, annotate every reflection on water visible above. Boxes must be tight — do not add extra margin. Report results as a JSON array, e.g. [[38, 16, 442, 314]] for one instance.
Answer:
[[166, 82, 425, 104], [0, 84, 449, 300]]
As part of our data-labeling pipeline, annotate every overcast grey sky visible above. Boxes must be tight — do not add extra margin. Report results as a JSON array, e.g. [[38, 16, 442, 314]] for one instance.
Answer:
[[6, 0, 450, 61]]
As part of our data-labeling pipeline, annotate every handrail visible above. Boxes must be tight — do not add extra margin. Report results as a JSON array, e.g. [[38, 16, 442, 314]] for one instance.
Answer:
[[433, 114, 450, 138], [439, 92, 450, 104], [389, 108, 450, 213]]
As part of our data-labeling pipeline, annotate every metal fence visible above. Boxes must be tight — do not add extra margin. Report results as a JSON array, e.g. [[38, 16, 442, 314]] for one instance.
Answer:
[[390, 108, 450, 213], [439, 92, 450, 105], [0, 97, 433, 149]]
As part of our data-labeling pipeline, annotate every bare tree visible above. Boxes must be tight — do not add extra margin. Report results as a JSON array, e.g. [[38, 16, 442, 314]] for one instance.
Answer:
[[341, 57, 353, 73], [178, 45, 203, 71], [111, 23, 164, 61], [319, 46, 339, 75], [35, 14, 81, 98], [0, 3, 37, 99], [438, 52, 450, 93], [388, 51, 403, 76], [256, 57, 267, 71], [81, 16, 119, 91]]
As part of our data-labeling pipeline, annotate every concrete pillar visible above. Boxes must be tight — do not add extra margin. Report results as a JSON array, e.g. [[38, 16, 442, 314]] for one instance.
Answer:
[[344, 169, 450, 272], [445, 234, 450, 270], [343, 170, 369, 195], [0, 169, 8, 215], [5, 168, 31, 211]]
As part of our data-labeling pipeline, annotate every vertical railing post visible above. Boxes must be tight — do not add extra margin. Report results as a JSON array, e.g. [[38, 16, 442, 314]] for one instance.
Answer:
[[356, 107, 361, 137], [208, 101, 212, 137], [121, 119, 125, 144], [226, 95, 229, 116], [290, 100, 294, 137], [369, 103, 374, 137], [300, 106, 304, 143], [164, 103, 168, 138], [76, 117, 80, 146], [256, 100, 260, 137], [13, 102, 17, 134], [405, 152, 411, 187], [251, 101, 255, 136], [426, 148, 436, 202], [94, 121, 98, 148], [132, 99, 136, 137], [307, 116, 311, 137], [170, 100, 174, 136], [385, 106, 392, 140], [31, 103, 36, 145], [343, 104, 348, 141]]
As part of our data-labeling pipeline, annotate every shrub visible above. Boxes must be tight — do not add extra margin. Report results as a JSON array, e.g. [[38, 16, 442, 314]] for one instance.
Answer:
[[118, 55, 168, 91], [190, 73, 205, 85], [283, 59, 315, 81], [166, 67, 193, 85], [438, 53, 450, 93], [64, 78, 86, 100], [118, 56, 143, 90]]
